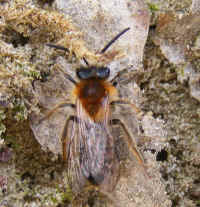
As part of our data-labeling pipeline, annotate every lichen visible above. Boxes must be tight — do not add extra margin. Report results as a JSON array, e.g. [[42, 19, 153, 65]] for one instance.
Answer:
[[142, 2, 200, 204]]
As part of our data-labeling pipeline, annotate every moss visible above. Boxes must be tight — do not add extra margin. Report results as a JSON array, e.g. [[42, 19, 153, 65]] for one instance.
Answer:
[[0, 1, 109, 206], [147, 3, 159, 12], [12, 100, 28, 121], [5, 135, 21, 151], [0, 110, 6, 139], [61, 186, 74, 203], [23, 69, 41, 80]]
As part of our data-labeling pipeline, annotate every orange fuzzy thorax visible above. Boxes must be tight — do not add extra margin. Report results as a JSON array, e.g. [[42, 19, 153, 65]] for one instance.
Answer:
[[73, 79, 117, 122]]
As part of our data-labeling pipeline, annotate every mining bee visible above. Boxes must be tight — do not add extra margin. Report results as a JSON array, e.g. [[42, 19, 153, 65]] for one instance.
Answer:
[[39, 28, 146, 201]]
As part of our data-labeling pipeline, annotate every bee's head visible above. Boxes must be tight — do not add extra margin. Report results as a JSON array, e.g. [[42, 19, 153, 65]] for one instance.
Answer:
[[76, 67, 110, 80], [46, 28, 130, 84]]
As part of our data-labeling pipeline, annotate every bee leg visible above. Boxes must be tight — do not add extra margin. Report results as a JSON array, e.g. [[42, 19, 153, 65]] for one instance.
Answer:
[[110, 99, 142, 116], [61, 115, 76, 162], [38, 102, 75, 124], [111, 118, 148, 175]]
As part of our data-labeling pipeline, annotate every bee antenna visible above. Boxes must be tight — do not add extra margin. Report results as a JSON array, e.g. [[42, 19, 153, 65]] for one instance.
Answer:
[[46, 43, 77, 85], [83, 57, 89, 66], [47, 43, 90, 67], [100, 27, 130, 54], [46, 44, 69, 52]]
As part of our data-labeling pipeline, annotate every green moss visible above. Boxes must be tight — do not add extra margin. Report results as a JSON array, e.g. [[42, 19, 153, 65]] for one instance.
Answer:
[[0, 123, 6, 137], [12, 101, 28, 121], [0, 110, 6, 138], [50, 196, 58, 204], [147, 3, 159, 12], [61, 185, 73, 203], [23, 69, 41, 80], [5, 135, 21, 150]]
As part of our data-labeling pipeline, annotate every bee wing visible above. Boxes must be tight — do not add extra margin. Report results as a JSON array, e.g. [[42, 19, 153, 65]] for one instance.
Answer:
[[65, 112, 85, 191], [66, 96, 118, 192]]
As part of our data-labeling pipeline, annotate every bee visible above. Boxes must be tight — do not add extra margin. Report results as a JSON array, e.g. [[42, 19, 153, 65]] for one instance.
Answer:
[[39, 28, 146, 197]]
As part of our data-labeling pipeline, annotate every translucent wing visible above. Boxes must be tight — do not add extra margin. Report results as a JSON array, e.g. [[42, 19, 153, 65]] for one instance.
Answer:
[[66, 95, 119, 193]]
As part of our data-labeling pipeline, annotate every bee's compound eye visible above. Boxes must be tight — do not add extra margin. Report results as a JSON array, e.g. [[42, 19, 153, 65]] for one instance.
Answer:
[[96, 67, 110, 79], [77, 68, 92, 79]]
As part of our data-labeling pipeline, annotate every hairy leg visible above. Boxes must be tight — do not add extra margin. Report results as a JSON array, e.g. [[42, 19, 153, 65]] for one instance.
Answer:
[[111, 118, 151, 179], [38, 102, 75, 124], [110, 99, 142, 115]]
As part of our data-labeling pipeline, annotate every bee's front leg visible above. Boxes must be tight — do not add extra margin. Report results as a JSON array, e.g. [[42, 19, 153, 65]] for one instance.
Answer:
[[110, 99, 142, 116], [38, 102, 75, 125]]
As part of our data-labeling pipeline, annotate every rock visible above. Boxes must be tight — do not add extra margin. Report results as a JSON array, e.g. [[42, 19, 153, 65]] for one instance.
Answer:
[[154, 12, 200, 102], [54, 0, 150, 78]]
